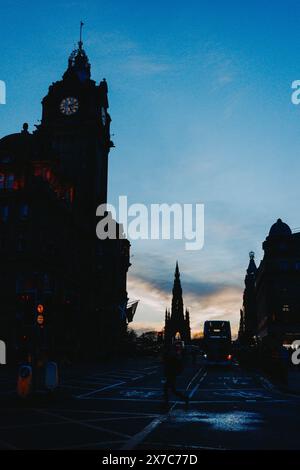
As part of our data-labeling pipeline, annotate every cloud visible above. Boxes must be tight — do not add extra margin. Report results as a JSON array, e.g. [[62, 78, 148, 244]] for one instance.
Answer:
[[86, 30, 171, 77], [121, 55, 171, 76]]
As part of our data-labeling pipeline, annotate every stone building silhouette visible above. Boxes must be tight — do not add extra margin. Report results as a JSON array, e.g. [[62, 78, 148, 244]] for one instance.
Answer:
[[238, 219, 300, 346], [256, 219, 300, 345], [0, 32, 132, 362], [238, 251, 258, 344], [164, 262, 191, 345]]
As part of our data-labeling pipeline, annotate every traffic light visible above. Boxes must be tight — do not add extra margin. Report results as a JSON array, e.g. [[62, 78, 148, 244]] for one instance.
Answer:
[[37, 304, 44, 314], [36, 304, 45, 328]]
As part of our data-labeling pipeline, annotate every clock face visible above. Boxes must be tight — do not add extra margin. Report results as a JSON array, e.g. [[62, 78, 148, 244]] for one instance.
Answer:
[[101, 107, 106, 126], [60, 97, 79, 116]]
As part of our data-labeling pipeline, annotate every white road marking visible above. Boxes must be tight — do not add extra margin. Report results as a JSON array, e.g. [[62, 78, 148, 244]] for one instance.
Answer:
[[189, 371, 207, 398], [76, 396, 288, 404], [76, 381, 126, 398], [35, 409, 131, 439], [121, 416, 165, 450], [119, 367, 209, 450]]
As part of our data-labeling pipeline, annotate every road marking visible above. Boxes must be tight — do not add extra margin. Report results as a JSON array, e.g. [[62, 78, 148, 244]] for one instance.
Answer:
[[0, 438, 17, 450], [35, 409, 131, 439], [148, 441, 227, 450], [75, 367, 159, 399], [76, 381, 125, 398], [186, 367, 204, 392], [0, 414, 156, 431], [60, 384, 96, 391], [194, 387, 264, 391], [121, 416, 165, 450], [76, 396, 288, 404], [189, 371, 207, 398], [120, 366, 208, 450], [55, 440, 125, 450]]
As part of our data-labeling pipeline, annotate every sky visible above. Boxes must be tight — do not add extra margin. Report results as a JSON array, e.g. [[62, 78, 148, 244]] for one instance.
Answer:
[[1, 0, 300, 337]]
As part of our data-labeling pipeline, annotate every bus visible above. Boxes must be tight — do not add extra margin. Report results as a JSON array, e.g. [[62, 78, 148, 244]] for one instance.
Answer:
[[203, 321, 232, 365]]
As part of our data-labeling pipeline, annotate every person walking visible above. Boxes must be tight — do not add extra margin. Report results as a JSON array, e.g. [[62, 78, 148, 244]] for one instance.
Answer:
[[163, 347, 189, 409]]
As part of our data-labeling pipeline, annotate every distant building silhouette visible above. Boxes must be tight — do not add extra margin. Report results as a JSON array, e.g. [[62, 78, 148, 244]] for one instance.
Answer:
[[164, 262, 191, 345], [0, 33, 132, 362], [239, 219, 300, 346], [238, 252, 258, 344]]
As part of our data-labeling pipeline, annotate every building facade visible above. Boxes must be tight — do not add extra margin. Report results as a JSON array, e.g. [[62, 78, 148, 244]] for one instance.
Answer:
[[256, 219, 300, 345], [164, 263, 191, 345], [0, 37, 132, 362], [239, 219, 300, 346]]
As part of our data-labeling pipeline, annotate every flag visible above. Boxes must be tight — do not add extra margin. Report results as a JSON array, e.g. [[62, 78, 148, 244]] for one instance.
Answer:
[[126, 301, 139, 323]]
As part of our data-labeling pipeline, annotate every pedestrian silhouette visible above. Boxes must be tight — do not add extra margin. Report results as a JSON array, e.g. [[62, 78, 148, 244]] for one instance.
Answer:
[[163, 347, 189, 409]]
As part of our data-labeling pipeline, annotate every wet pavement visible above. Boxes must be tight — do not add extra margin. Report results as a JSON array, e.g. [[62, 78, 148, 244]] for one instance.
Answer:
[[0, 358, 300, 449]]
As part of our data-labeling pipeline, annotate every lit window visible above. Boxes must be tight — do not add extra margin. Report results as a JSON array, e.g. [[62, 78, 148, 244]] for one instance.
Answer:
[[282, 305, 290, 312]]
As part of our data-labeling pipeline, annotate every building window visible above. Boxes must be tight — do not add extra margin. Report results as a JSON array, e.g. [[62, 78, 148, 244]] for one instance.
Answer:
[[6, 174, 14, 189], [0, 173, 15, 190], [0, 155, 11, 163], [0, 234, 5, 250], [0, 205, 9, 222], [17, 234, 25, 252], [20, 203, 29, 220], [279, 260, 289, 271], [282, 304, 290, 312]]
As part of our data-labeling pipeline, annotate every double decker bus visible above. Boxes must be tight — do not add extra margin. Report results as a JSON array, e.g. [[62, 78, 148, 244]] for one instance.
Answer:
[[203, 321, 232, 365]]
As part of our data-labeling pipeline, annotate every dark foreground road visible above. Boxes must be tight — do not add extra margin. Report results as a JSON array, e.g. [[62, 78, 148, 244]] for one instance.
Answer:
[[0, 357, 300, 450]]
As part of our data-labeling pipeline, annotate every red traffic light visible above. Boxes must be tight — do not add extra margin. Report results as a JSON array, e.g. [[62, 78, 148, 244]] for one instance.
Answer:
[[37, 304, 44, 314]]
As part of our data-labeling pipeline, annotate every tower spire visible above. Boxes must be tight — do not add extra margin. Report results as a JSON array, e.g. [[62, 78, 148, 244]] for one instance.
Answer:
[[65, 21, 90, 81], [175, 261, 180, 279], [79, 21, 84, 50]]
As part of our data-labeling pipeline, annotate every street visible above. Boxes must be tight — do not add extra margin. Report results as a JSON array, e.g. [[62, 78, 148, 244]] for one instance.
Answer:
[[1, 357, 300, 450]]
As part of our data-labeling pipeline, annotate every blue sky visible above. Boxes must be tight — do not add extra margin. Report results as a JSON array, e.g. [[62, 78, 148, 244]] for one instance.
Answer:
[[1, 0, 300, 335]]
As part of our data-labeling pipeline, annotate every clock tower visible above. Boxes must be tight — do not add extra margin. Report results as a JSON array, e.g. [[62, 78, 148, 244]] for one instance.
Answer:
[[39, 29, 113, 215]]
